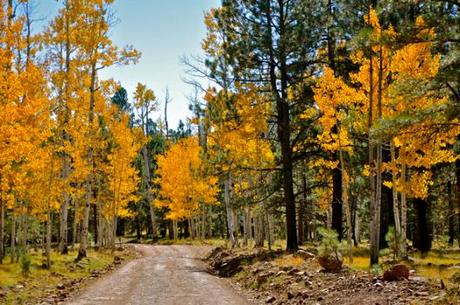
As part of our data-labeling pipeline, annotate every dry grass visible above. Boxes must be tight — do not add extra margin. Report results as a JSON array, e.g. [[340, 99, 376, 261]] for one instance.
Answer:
[[157, 238, 228, 247], [344, 255, 370, 271], [273, 255, 305, 267], [0, 247, 134, 305]]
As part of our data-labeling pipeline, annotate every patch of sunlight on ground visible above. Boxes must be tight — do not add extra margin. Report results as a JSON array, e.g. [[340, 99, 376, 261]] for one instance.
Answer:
[[274, 255, 305, 267], [412, 252, 460, 266], [344, 255, 370, 271], [157, 238, 228, 247], [416, 265, 458, 283], [343, 249, 460, 283]]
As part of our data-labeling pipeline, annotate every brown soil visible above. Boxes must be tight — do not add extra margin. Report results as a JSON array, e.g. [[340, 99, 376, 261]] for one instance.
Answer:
[[206, 247, 449, 305]]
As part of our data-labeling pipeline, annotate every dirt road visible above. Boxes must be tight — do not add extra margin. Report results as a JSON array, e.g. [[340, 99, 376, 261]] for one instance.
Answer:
[[64, 245, 252, 305]]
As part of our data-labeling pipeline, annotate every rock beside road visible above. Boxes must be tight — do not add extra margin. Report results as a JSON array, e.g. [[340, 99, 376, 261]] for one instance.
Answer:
[[206, 247, 445, 305]]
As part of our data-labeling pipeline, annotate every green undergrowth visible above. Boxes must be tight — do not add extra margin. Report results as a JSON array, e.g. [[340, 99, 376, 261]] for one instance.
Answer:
[[0, 247, 135, 304]]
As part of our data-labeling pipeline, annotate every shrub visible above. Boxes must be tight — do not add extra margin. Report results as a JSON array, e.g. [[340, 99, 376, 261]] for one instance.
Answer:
[[317, 227, 344, 272], [20, 254, 32, 277], [385, 226, 404, 261]]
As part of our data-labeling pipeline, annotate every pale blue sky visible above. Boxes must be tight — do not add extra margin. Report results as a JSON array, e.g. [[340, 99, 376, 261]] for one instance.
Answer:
[[36, 0, 219, 128]]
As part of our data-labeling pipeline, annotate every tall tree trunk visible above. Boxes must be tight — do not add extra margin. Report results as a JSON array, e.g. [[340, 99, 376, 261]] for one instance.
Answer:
[[401, 164, 408, 258], [339, 149, 353, 263], [379, 147, 394, 249], [78, 61, 97, 261], [11, 210, 16, 263], [448, 182, 455, 246], [267, 212, 274, 250], [297, 198, 305, 245], [368, 57, 377, 265], [112, 216, 117, 251], [93, 203, 98, 247], [71, 197, 78, 250], [456, 158, 460, 249], [332, 166, 343, 240], [254, 213, 264, 248], [243, 207, 251, 247], [168, 221, 174, 240], [59, 194, 69, 254], [413, 198, 432, 253], [0, 185, 4, 264], [353, 197, 361, 246], [369, 34, 381, 266], [390, 141, 401, 250], [46, 210, 52, 269], [97, 202, 103, 248], [201, 206, 206, 240], [327, 0, 343, 242], [299, 172, 308, 244], [265, 0, 297, 252], [58, 0, 72, 255], [224, 175, 237, 247], [141, 145, 157, 241]]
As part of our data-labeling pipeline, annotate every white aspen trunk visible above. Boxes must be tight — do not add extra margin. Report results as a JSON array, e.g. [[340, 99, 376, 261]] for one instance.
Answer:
[[243, 207, 251, 247], [232, 208, 238, 242], [11, 211, 16, 263], [339, 149, 353, 263], [254, 213, 264, 248], [78, 157, 92, 260], [173, 220, 178, 240], [269, 213, 274, 248], [188, 219, 194, 240], [78, 61, 96, 261], [71, 197, 78, 250], [354, 198, 362, 245], [208, 206, 212, 237], [46, 209, 51, 269], [58, 0, 72, 255], [96, 202, 102, 249], [390, 141, 401, 257], [401, 164, 408, 258], [224, 176, 236, 247], [140, 144, 156, 240], [112, 216, 117, 251], [59, 193, 70, 254], [21, 213, 29, 254], [18, 214, 24, 255], [201, 206, 206, 240]]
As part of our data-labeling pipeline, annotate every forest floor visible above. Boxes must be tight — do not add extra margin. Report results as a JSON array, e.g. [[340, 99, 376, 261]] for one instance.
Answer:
[[0, 246, 137, 305], [4, 242, 459, 304], [206, 246, 460, 305]]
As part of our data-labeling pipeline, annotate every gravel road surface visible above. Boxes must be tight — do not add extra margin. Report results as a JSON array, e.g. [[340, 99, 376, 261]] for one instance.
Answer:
[[64, 245, 252, 305]]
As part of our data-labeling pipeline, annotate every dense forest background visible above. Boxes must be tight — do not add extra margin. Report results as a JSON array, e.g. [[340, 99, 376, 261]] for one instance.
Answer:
[[0, 0, 458, 273]]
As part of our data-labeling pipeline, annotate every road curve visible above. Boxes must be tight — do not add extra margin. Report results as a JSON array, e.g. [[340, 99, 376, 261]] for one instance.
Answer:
[[64, 245, 252, 305]]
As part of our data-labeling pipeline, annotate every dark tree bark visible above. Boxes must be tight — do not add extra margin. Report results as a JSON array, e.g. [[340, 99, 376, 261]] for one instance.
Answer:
[[116, 218, 125, 237], [448, 182, 455, 246], [265, 0, 297, 251], [0, 186, 3, 264], [456, 158, 460, 248], [379, 184, 394, 249], [93, 203, 98, 246], [297, 173, 308, 245], [413, 198, 432, 253], [168, 221, 174, 240], [332, 166, 343, 240], [379, 147, 395, 249]]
